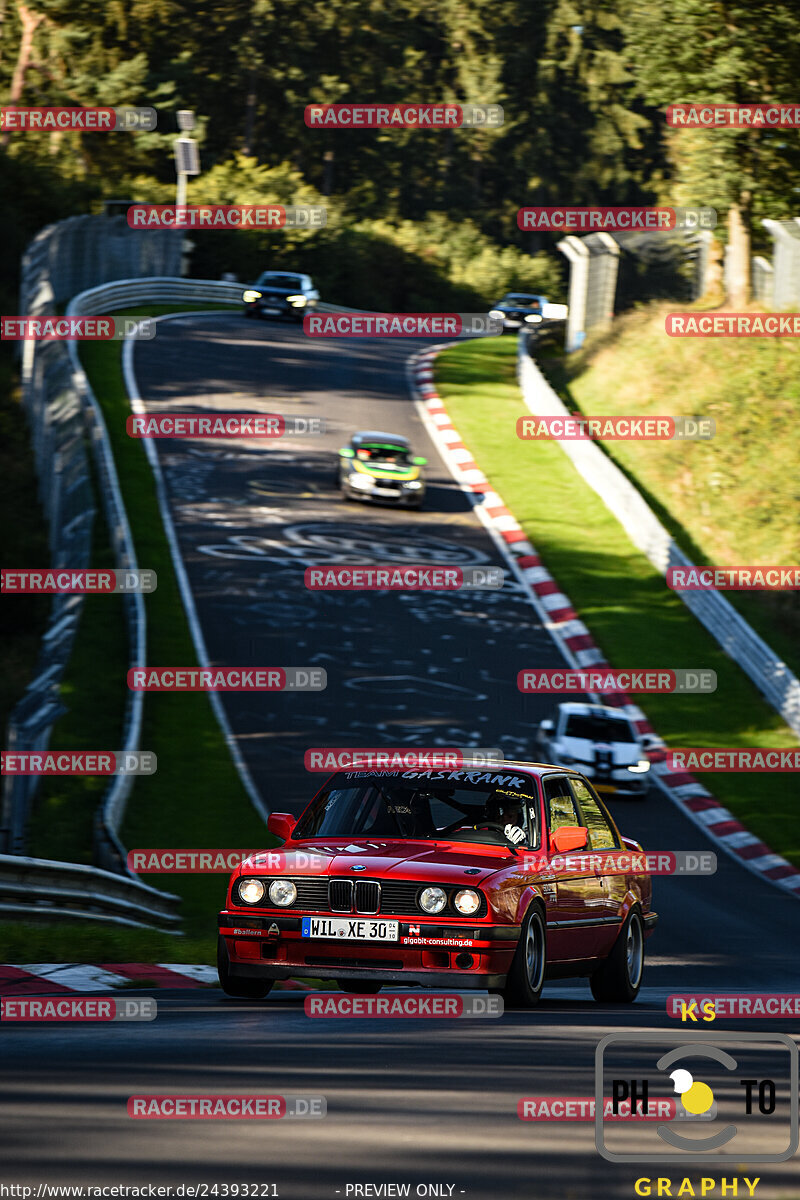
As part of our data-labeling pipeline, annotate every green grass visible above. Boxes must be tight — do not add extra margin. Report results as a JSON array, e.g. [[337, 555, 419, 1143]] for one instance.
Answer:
[[543, 303, 800, 678], [0, 350, 50, 735], [434, 335, 800, 867], [0, 922, 215, 963], [72, 305, 278, 941]]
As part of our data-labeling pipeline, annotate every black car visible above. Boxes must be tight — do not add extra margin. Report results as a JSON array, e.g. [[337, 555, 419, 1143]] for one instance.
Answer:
[[489, 293, 568, 339], [338, 431, 427, 509], [242, 271, 320, 321]]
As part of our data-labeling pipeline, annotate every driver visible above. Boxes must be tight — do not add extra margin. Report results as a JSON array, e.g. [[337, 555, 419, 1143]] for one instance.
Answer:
[[484, 792, 527, 846]]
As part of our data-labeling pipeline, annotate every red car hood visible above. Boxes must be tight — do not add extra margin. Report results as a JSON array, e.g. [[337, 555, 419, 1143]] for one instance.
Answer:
[[238, 839, 520, 883]]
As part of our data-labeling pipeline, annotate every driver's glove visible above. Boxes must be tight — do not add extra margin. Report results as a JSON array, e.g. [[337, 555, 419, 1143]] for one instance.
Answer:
[[504, 824, 526, 845]]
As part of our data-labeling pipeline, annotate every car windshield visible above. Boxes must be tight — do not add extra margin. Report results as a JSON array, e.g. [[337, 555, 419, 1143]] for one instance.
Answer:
[[563, 715, 637, 743], [501, 294, 541, 307], [356, 445, 409, 465], [293, 770, 539, 846], [256, 273, 304, 288]]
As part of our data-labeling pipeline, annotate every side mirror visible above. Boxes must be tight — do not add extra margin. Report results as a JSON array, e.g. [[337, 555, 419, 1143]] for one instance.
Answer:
[[539, 719, 554, 735], [411, 456, 427, 466], [550, 825, 588, 854], [267, 812, 296, 842], [339, 447, 355, 458]]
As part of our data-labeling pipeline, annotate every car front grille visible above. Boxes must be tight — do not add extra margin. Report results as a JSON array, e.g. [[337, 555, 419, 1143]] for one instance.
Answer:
[[245, 877, 486, 918]]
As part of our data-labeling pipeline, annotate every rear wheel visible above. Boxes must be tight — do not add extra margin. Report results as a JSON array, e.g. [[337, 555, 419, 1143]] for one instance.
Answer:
[[589, 908, 644, 1003], [502, 904, 546, 1009], [217, 936, 273, 999], [338, 981, 382, 995]]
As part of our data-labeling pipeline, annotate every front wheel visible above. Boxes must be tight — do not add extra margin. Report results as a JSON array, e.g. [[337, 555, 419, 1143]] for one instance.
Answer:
[[589, 908, 644, 1003], [502, 904, 546, 1009], [217, 936, 273, 999]]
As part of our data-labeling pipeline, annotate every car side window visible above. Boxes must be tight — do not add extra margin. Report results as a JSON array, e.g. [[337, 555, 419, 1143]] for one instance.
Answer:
[[543, 776, 580, 833], [568, 779, 618, 849]]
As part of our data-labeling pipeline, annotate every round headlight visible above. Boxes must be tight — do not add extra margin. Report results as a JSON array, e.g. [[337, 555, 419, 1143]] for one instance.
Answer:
[[238, 878, 265, 904], [453, 888, 481, 915], [418, 886, 447, 914], [268, 879, 297, 907]]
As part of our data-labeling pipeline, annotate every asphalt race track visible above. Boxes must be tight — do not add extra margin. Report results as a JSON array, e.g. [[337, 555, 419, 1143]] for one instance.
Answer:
[[3, 314, 797, 1200]]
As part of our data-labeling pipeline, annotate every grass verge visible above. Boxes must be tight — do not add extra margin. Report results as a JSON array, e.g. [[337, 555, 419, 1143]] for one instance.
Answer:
[[434, 335, 800, 868]]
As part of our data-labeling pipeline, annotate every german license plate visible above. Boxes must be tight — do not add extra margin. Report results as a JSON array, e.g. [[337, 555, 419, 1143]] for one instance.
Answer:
[[263, 306, 281, 315], [301, 917, 399, 941]]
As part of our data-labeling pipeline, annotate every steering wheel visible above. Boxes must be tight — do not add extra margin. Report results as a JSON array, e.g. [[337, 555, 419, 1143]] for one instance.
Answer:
[[472, 821, 507, 834], [439, 819, 507, 836]]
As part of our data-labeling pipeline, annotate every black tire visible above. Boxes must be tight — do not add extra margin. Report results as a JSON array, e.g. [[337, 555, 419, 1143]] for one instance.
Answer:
[[502, 904, 546, 1009], [338, 981, 382, 995], [590, 908, 644, 1003], [217, 936, 273, 999]]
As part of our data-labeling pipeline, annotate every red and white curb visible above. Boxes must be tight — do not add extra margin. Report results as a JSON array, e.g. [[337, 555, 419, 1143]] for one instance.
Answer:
[[0, 964, 312, 995], [408, 346, 800, 899]]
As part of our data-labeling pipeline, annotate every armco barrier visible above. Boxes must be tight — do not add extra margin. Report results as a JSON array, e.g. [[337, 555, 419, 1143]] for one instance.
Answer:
[[516, 333, 800, 738], [0, 853, 181, 930]]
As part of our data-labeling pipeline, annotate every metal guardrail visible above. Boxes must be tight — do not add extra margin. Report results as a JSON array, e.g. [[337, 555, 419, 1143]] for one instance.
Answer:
[[0, 853, 181, 930], [517, 334, 800, 737]]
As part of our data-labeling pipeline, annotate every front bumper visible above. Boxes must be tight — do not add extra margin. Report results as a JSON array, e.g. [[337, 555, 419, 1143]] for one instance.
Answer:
[[219, 911, 517, 988], [345, 479, 425, 505]]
